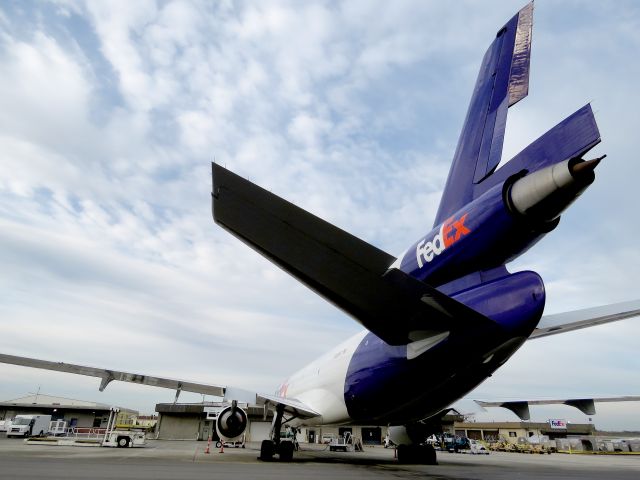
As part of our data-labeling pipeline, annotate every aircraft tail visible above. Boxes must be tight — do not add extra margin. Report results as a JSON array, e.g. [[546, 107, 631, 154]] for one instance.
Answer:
[[434, 2, 533, 225]]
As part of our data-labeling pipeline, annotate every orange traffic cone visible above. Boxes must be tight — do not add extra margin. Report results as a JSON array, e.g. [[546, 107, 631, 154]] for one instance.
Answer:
[[219, 441, 224, 453], [205, 436, 211, 454]]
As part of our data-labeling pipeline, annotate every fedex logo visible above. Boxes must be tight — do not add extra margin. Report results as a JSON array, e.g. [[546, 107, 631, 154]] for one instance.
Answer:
[[416, 214, 470, 268], [549, 419, 567, 429]]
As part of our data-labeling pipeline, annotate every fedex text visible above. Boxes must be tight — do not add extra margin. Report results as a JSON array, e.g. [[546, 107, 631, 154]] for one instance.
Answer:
[[416, 214, 470, 268]]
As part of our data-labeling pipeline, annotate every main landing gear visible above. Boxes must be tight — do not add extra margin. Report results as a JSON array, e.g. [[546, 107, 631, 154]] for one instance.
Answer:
[[396, 444, 437, 465], [259, 404, 296, 462]]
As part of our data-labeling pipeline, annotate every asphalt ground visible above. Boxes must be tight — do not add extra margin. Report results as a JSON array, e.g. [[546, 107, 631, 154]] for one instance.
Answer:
[[1, 434, 639, 479]]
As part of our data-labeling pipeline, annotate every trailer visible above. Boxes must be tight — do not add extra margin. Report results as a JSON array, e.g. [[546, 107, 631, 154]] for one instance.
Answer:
[[100, 408, 146, 448]]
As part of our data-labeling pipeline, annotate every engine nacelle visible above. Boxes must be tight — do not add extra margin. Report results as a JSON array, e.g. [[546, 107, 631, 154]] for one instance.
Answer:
[[215, 401, 248, 442]]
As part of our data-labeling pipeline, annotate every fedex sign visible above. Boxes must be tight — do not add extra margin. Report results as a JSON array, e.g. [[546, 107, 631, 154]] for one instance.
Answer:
[[416, 214, 470, 268], [549, 419, 567, 429]]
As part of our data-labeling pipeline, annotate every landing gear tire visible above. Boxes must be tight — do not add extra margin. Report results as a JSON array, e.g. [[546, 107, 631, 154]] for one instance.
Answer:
[[397, 444, 437, 465], [279, 441, 294, 462], [260, 439, 275, 461], [215, 441, 222, 448]]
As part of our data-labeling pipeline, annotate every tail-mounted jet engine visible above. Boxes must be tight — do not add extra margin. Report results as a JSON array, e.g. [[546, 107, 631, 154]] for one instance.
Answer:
[[404, 156, 603, 287], [506, 156, 603, 223], [215, 400, 248, 442]]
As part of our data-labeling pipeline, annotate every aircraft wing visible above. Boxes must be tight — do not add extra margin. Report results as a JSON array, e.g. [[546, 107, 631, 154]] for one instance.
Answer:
[[0, 352, 225, 399], [0, 352, 320, 419], [475, 396, 640, 421], [474, 301, 640, 420], [212, 163, 497, 346], [528, 300, 640, 340]]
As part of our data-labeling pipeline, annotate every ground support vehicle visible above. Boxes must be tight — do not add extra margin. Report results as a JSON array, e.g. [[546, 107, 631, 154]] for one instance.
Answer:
[[469, 439, 490, 455], [6, 415, 51, 438], [215, 435, 246, 449], [100, 408, 146, 448], [0, 419, 12, 432], [329, 436, 352, 452]]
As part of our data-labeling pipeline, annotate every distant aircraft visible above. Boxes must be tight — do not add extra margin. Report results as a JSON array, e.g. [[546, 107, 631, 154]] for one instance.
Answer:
[[2, 2, 639, 465]]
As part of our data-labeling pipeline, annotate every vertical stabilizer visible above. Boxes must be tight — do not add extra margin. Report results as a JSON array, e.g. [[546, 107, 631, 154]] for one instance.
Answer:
[[434, 3, 534, 226]]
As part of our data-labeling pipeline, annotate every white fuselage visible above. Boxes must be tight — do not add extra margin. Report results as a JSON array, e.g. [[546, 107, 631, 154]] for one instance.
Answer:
[[281, 330, 367, 425]]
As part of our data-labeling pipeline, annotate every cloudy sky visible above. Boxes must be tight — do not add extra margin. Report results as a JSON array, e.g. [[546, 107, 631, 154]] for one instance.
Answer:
[[1, 0, 639, 430]]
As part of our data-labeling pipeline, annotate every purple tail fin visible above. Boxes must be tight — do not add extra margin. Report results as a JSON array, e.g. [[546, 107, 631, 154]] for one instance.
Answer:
[[434, 3, 533, 226]]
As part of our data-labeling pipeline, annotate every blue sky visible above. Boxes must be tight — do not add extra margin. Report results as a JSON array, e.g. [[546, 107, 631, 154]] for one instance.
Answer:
[[1, 0, 640, 430]]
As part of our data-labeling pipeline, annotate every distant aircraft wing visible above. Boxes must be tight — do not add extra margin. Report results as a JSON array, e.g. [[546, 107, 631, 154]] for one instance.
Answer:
[[0, 352, 225, 399], [0, 352, 320, 419], [528, 300, 640, 340], [212, 163, 498, 346], [475, 396, 640, 421]]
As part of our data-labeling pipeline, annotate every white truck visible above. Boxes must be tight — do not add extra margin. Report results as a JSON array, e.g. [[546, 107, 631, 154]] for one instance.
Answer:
[[6, 415, 51, 438]]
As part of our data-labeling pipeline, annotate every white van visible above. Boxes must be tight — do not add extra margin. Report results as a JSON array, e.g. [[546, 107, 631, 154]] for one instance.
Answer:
[[6, 415, 51, 437]]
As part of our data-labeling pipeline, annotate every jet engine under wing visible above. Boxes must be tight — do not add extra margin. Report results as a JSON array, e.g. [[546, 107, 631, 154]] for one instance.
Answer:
[[212, 163, 497, 345], [0, 352, 225, 399], [528, 300, 640, 340]]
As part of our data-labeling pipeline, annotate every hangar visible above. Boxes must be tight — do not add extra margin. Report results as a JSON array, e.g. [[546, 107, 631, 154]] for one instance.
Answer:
[[155, 402, 463, 444], [155, 401, 273, 441], [155, 401, 387, 444], [0, 393, 137, 429]]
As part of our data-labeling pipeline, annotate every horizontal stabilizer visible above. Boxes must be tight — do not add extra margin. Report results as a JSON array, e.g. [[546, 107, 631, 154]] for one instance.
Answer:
[[212, 164, 496, 345], [529, 299, 640, 339]]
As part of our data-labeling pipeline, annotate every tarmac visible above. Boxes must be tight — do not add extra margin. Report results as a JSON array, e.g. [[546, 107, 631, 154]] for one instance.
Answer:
[[1, 434, 640, 480]]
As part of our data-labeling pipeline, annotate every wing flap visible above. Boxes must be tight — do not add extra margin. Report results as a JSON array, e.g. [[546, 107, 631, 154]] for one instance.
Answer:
[[212, 164, 496, 345]]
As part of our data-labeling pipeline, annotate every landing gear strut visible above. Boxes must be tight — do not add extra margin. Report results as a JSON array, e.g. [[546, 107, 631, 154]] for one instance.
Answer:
[[260, 404, 296, 462]]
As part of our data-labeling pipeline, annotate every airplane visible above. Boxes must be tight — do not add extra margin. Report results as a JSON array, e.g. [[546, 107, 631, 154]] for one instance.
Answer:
[[2, 1, 640, 465]]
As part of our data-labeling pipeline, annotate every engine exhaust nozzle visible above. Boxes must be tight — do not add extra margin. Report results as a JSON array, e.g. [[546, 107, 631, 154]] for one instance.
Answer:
[[507, 155, 604, 222]]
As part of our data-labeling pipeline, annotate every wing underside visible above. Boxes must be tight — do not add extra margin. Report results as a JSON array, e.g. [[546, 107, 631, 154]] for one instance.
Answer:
[[211, 163, 496, 346], [0, 352, 319, 420], [476, 396, 640, 421], [529, 300, 640, 340], [475, 301, 640, 420]]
